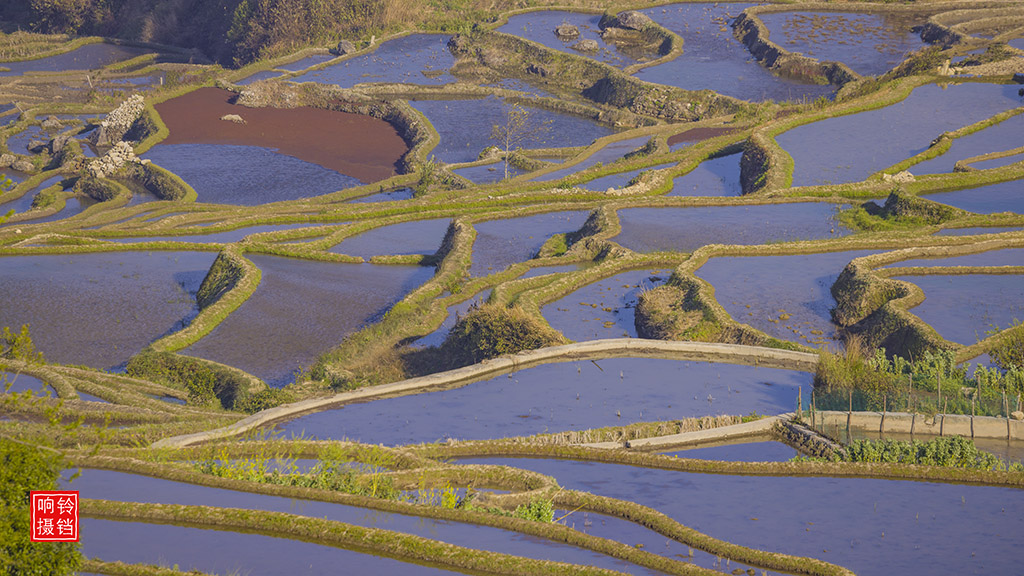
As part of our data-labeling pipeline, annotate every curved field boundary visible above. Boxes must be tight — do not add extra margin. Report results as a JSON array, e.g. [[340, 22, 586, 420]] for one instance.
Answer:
[[80, 499, 633, 576], [831, 236, 1024, 360], [71, 453, 852, 576], [874, 106, 1024, 176], [151, 339, 818, 448]]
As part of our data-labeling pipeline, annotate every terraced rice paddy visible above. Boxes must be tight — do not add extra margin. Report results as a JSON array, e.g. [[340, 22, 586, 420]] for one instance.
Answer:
[[3, 3, 1024, 575]]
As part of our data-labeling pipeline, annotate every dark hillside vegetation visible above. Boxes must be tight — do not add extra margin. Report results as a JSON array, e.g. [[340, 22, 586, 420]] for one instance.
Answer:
[[2, 0, 530, 65]]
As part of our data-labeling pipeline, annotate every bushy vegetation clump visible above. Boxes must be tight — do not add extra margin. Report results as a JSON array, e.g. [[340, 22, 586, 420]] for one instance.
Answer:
[[988, 320, 1024, 371], [815, 343, 1024, 415], [196, 444, 403, 500], [513, 497, 555, 523], [0, 438, 82, 576], [440, 303, 565, 368], [1, 325, 44, 363], [126, 350, 252, 409], [843, 435, 1023, 472]]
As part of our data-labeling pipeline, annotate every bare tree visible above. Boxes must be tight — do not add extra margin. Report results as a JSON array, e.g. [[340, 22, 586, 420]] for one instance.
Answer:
[[490, 103, 550, 180]]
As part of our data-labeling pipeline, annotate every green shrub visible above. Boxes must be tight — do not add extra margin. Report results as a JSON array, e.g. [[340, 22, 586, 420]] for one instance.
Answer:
[[513, 497, 554, 522], [234, 388, 290, 414], [125, 350, 251, 409], [1, 324, 44, 363], [843, 435, 1021, 471], [440, 303, 565, 368], [988, 320, 1024, 371], [0, 438, 81, 575]]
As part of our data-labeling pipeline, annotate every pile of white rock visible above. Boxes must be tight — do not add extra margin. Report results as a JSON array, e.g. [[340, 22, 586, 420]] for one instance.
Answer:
[[87, 141, 148, 178], [90, 94, 145, 147]]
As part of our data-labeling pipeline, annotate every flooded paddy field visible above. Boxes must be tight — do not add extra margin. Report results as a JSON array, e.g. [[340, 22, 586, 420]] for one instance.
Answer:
[[532, 136, 647, 182], [67, 469, 665, 575], [0, 175, 65, 217], [581, 161, 676, 192], [409, 97, 615, 164], [635, 3, 835, 102], [911, 112, 1024, 174], [695, 250, 883, 347], [613, 203, 849, 253], [758, 11, 926, 76], [12, 195, 97, 225], [934, 226, 1024, 236], [291, 34, 455, 87], [552, 506, 772, 574], [921, 179, 1024, 214], [882, 247, 1024, 268], [103, 222, 320, 243], [778, 83, 1023, 186], [542, 268, 670, 340], [153, 87, 407, 188], [143, 143, 365, 205], [666, 152, 742, 196], [183, 255, 435, 386], [458, 457, 1024, 576], [80, 519, 464, 576], [470, 211, 587, 276], [0, 371, 49, 395], [891, 274, 1024, 344], [453, 160, 528, 183], [499, 12, 640, 68], [275, 358, 811, 443], [347, 187, 415, 203], [0, 251, 215, 370], [0, 43, 153, 76], [328, 218, 451, 258]]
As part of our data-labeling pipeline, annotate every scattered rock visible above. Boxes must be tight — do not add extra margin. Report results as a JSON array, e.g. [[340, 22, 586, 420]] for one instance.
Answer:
[[478, 145, 501, 160], [333, 40, 357, 56], [606, 10, 653, 31], [881, 170, 915, 183], [571, 39, 600, 52], [0, 153, 14, 168], [90, 94, 145, 147], [87, 141, 143, 178], [40, 115, 62, 131], [527, 63, 550, 77], [1012, 411, 1023, 421], [49, 130, 76, 154], [11, 159, 34, 173], [554, 23, 580, 39], [1014, 72, 1024, 84], [220, 114, 246, 124], [26, 139, 48, 153]]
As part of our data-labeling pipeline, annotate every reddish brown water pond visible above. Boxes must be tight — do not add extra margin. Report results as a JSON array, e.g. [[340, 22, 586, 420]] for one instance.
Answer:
[[155, 87, 407, 183]]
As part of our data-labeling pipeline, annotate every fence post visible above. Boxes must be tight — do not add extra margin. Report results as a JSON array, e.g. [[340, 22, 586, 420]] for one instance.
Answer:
[[811, 389, 816, 429], [1005, 392, 1011, 441], [847, 388, 853, 444], [909, 374, 913, 413], [937, 373, 941, 408], [971, 396, 975, 438], [881, 393, 887, 435]]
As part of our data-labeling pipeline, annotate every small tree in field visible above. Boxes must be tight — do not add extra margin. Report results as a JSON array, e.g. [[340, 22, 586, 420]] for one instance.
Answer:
[[490, 103, 550, 180], [1, 173, 13, 224]]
